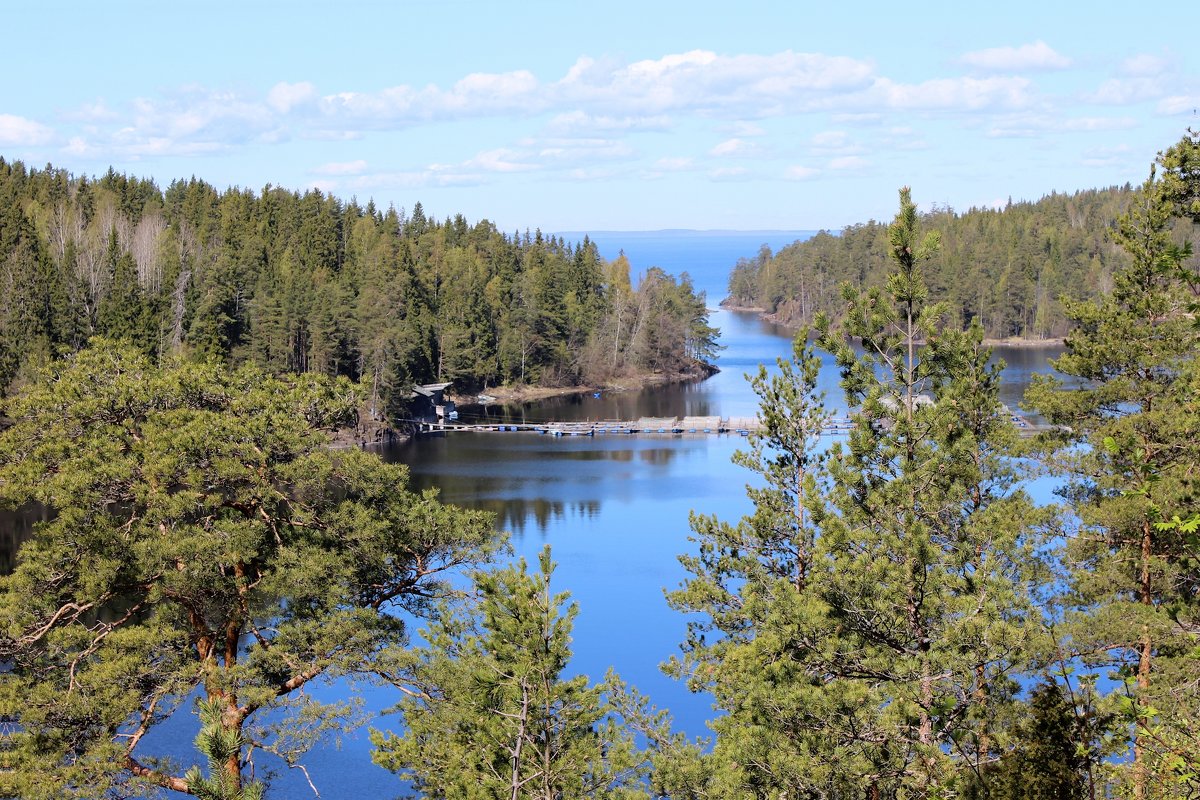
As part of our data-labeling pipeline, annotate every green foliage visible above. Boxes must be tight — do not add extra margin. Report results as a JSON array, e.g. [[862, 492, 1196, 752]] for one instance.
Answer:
[[0, 161, 716, 406], [728, 185, 1138, 341], [371, 546, 652, 799], [960, 682, 1110, 800], [670, 188, 1045, 798], [0, 339, 497, 797], [1024, 131, 1200, 799], [185, 700, 266, 800]]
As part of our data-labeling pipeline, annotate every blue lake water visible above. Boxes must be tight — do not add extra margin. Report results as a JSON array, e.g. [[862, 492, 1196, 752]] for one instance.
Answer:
[[109, 231, 1067, 797]]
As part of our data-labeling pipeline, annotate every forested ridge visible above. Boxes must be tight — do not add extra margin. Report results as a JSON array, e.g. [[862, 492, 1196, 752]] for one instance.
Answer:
[[0, 157, 718, 414], [724, 184, 1190, 340]]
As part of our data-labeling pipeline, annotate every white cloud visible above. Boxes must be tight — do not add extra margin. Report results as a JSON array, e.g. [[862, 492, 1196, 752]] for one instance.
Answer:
[[337, 168, 487, 192], [784, 165, 819, 180], [1121, 53, 1172, 77], [811, 130, 846, 147], [1158, 95, 1198, 115], [536, 138, 635, 164], [48, 46, 1060, 169], [876, 76, 1033, 110], [829, 155, 868, 170], [64, 101, 119, 123], [1063, 116, 1138, 131], [556, 49, 876, 116], [710, 166, 750, 181], [546, 110, 671, 135], [831, 112, 884, 124], [64, 136, 94, 156], [959, 41, 1072, 72], [1086, 76, 1168, 105], [984, 113, 1135, 139], [1080, 143, 1133, 168], [709, 137, 761, 157], [567, 166, 622, 181], [446, 70, 540, 111], [653, 156, 693, 171], [323, 69, 541, 124], [728, 121, 766, 137], [0, 114, 54, 146], [267, 81, 317, 113], [880, 127, 929, 151], [467, 148, 539, 173], [80, 87, 282, 158], [312, 159, 368, 176]]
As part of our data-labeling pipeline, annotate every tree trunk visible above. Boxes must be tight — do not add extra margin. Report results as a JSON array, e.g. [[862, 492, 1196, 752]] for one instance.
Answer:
[[1133, 516, 1154, 800]]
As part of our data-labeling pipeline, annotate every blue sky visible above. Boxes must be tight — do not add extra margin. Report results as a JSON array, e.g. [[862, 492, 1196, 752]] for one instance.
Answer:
[[3, 0, 1197, 232]]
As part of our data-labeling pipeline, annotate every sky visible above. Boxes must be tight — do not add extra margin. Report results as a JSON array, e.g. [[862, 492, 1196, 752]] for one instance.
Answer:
[[3, 0, 1198, 233]]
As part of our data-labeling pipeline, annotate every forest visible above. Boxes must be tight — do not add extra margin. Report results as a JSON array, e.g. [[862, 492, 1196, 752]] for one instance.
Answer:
[[1, 131, 1199, 800], [0, 159, 718, 416], [724, 183, 1169, 340]]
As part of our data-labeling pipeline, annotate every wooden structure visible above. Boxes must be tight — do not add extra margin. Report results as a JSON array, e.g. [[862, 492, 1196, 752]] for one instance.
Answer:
[[413, 405, 1049, 437], [410, 382, 457, 425]]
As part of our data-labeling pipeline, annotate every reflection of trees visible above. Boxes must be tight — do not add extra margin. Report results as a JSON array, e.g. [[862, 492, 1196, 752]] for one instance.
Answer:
[[637, 446, 680, 466], [388, 432, 700, 535], [478, 498, 602, 535]]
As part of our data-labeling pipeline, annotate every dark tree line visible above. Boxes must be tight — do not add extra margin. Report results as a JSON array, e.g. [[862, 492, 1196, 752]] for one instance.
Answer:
[[0, 159, 718, 416], [723, 185, 1195, 341]]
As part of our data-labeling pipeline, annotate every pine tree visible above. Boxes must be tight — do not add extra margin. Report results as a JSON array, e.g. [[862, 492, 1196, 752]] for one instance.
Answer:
[[1, 341, 497, 798], [372, 546, 651, 799], [1024, 133, 1200, 800], [668, 189, 1044, 798]]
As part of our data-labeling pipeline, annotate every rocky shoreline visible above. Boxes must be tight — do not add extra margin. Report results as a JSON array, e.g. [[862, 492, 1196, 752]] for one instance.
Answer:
[[455, 360, 720, 407]]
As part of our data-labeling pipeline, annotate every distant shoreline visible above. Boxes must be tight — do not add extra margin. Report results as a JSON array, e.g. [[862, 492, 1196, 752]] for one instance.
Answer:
[[553, 228, 818, 239]]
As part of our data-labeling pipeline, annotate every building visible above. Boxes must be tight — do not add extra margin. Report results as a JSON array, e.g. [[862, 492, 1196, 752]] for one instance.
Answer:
[[410, 382, 457, 424]]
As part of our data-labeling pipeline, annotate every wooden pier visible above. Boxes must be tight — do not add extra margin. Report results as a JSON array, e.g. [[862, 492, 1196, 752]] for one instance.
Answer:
[[419, 410, 1047, 437], [423, 415, 858, 436]]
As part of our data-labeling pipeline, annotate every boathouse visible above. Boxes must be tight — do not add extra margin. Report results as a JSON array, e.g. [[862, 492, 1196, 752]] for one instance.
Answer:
[[410, 382, 456, 423]]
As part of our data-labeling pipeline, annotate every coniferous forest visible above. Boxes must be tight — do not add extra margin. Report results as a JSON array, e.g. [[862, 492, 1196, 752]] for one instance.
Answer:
[[725, 183, 1171, 340], [1, 131, 1199, 800], [0, 159, 719, 412]]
